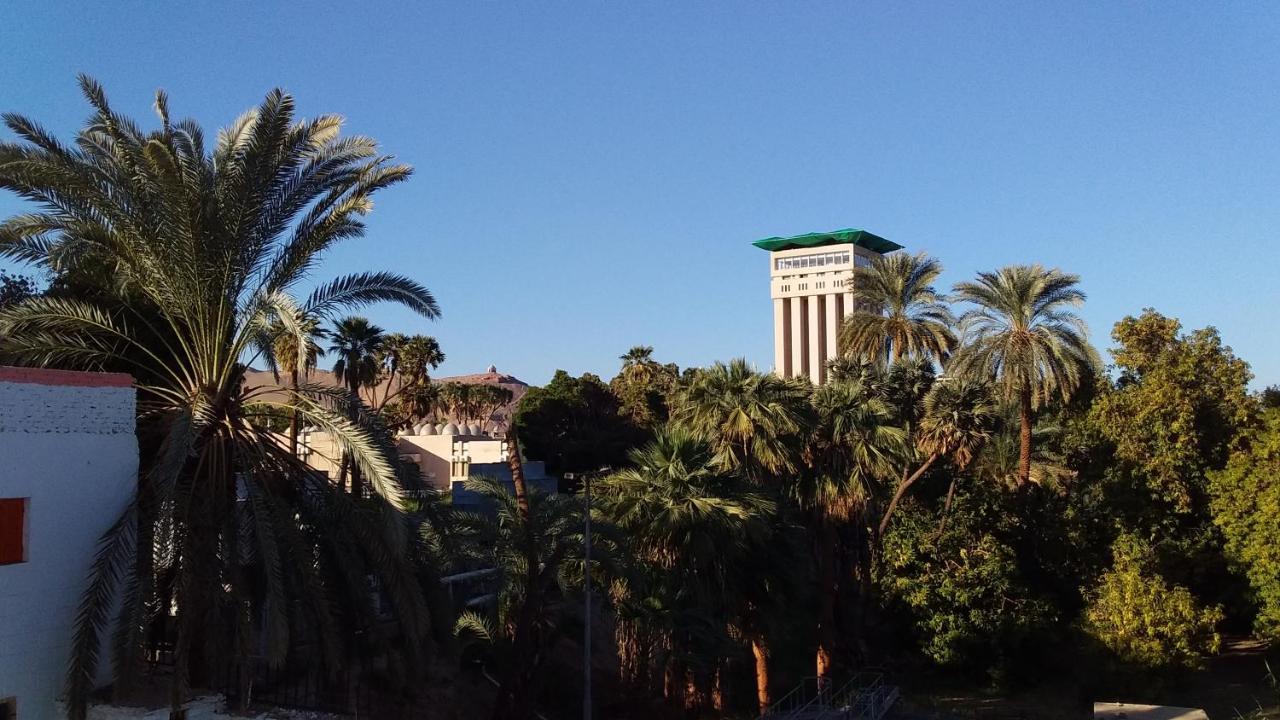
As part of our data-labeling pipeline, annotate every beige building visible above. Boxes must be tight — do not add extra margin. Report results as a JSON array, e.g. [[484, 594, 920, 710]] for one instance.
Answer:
[[296, 422, 555, 506], [755, 228, 902, 384]]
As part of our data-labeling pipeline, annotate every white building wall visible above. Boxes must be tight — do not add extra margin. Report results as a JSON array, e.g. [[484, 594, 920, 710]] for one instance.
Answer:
[[0, 368, 137, 720]]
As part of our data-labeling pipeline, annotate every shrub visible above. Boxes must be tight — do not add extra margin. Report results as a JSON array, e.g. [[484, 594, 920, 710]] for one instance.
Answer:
[[1083, 533, 1222, 670]]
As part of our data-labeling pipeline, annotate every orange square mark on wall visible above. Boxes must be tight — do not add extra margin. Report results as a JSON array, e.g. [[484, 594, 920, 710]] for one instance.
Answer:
[[0, 498, 27, 564]]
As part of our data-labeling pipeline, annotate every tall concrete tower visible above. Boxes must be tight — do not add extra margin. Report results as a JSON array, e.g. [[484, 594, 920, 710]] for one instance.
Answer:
[[754, 228, 902, 384]]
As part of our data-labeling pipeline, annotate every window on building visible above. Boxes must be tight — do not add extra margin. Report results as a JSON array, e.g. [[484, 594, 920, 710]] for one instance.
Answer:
[[0, 499, 27, 565], [855, 254, 872, 268]]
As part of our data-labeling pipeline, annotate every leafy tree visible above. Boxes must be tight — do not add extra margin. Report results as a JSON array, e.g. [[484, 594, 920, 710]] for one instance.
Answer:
[[1210, 409, 1280, 637], [1092, 309, 1256, 513], [0, 78, 439, 717], [611, 345, 680, 428], [950, 265, 1098, 488], [0, 270, 38, 308], [838, 252, 956, 365], [1083, 534, 1223, 670], [513, 370, 642, 475], [879, 486, 1056, 680]]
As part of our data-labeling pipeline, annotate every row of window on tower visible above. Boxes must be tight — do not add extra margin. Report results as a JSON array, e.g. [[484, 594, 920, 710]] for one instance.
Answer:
[[774, 251, 872, 272]]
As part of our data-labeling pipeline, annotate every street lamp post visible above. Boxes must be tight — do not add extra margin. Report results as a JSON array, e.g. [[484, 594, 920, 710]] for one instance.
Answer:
[[583, 470, 593, 720]]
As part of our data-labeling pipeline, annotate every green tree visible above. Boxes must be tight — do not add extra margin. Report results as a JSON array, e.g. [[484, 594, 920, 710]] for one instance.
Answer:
[[1083, 533, 1223, 670], [513, 370, 642, 475], [1209, 409, 1280, 637], [1093, 309, 1256, 513], [611, 345, 680, 429], [950, 265, 1098, 488], [838, 252, 956, 365], [879, 486, 1056, 678], [0, 78, 439, 717], [0, 270, 38, 308]]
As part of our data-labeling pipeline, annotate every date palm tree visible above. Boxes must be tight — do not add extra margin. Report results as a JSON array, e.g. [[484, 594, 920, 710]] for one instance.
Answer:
[[0, 78, 439, 718], [949, 265, 1097, 487], [329, 316, 385, 495], [838, 252, 956, 365]]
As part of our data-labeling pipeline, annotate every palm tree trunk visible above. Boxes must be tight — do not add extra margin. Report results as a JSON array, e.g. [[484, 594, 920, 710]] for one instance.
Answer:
[[752, 637, 772, 716], [935, 475, 959, 537], [877, 452, 940, 538], [347, 379, 363, 497], [1018, 388, 1033, 488], [815, 512, 837, 682], [507, 428, 531, 521], [288, 367, 299, 457]]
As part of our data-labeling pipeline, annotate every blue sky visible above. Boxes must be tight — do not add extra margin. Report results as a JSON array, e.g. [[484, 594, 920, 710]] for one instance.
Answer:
[[2, 2, 1278, 388]]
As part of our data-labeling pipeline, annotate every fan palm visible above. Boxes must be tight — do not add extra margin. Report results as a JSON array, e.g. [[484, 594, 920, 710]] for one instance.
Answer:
[[838, 252, 956, 365], [949, 265, 1097, 487], [877, 378, 998, 536], [619, 344, 657, 384], [329, 316, 386, 401], [598, 429, 774, 714], [674, 358, 810, 483], [0, 78, 440, 718], [800, 380, 905, 679]]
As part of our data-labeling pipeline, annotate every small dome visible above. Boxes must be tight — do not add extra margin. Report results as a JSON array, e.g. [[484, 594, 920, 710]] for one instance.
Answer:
[[413, 423, 427, 435], [422, 423, 437, 435], [441, 423, 460, 436], [487, 364, 497, 373]]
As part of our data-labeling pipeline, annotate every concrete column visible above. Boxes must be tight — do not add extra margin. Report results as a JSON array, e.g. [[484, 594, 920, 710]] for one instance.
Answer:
[[844, 291, 856, 316], [825, 292, 841, 366], [807, 293, 822, 382], [773, 298, 787, 377], [789, 296, 804, 380]]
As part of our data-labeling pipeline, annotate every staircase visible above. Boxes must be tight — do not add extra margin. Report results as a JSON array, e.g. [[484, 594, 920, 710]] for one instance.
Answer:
[[760, 672, 899, 720]]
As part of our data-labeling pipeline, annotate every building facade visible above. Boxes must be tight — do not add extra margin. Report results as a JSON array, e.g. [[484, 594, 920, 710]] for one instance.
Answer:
[[755, 228, 902, 384], [297, 422, 556, 507], [0, 367, 137, 720]]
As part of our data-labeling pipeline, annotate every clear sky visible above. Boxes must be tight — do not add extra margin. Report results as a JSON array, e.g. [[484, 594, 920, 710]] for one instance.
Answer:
[[2, 2, 1278, 388]]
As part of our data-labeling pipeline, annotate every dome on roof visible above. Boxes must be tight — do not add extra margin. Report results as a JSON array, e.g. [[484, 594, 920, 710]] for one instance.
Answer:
[[487, 364, 497, 373], [467, 423, 482, 436], [413, 423, 427, 435], [441, 423, 460, 436]]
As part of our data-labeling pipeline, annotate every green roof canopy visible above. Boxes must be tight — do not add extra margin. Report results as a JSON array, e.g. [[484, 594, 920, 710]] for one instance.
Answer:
[[752, 228, 902, 254]]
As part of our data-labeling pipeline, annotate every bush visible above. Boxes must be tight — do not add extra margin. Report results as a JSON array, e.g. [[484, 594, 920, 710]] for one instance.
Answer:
[[1083, 533, 1223, 670]]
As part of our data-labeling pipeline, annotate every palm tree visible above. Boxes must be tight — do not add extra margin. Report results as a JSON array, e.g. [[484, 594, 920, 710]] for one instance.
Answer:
[[799, 380, 905, 680], [838, 252, 956, 365], [329, 317, 385, 495], [619, 345, 657, 384], [467, 465, 616, 720], [674, 358, 810, 484], [877, 378, 998, 537], [598, 429, 774, 714], [271, 310, 326, 456], [329, 316, 386, 401], [0, 78, 440, 718], [949, 265, 1097, 487]]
